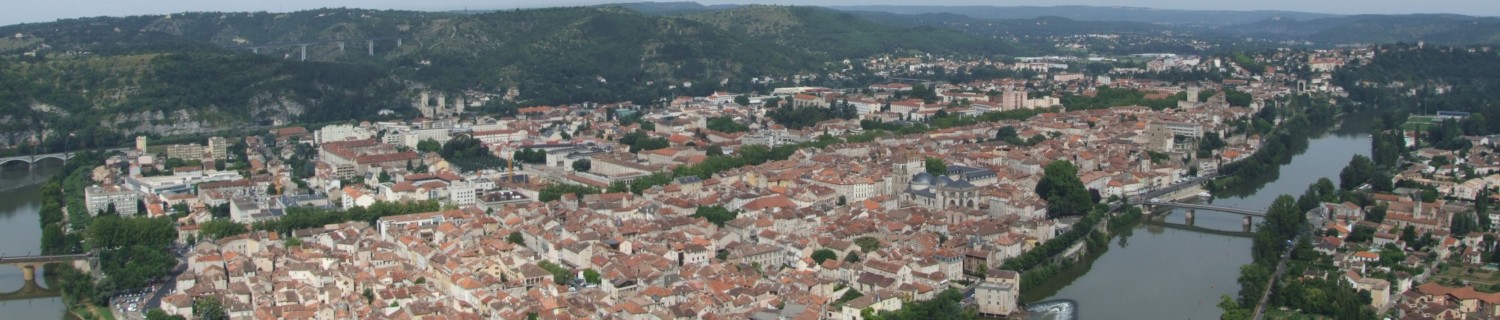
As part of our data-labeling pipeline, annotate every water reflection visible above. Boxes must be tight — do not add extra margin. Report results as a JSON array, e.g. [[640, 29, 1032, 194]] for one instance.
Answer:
[[0, 161, 68, 319]]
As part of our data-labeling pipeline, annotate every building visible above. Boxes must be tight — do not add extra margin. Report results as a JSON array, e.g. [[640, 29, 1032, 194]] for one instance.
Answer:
[[136, 136, 148, 152], [975, 269, 1021, 318], [999, 91, 1027, 111], [1151, 121, 1204, 138], [903, 172, 980, 210], [229, 198, 264, 223], [165, 143, 202, 161], [314, 124, 374, 144], [208, 136, 230, 161], [85, 185, 143, 216]]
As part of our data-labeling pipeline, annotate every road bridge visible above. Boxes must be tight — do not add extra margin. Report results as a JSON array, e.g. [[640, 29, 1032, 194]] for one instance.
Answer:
[[0, 147, 132, 169], [0, 252, 94, 302], [0, 152, 73, 168], [1145, 200, 1266, 217], [224, 36, 406, 60]]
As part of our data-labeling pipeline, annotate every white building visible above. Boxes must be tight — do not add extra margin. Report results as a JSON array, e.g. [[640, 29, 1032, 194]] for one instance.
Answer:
[[85, 185, 143, 216], [314, 124, 375, 144]]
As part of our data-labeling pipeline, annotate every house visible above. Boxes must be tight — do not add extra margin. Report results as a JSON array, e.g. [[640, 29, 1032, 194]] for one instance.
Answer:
[[975, 269, 1021, 318]]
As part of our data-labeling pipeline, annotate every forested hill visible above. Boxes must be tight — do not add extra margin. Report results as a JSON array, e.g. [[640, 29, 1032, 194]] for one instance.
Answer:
[[1334, 44, 1500, 134], [678, 5, 1025, 58], [1219, 14, 1500, 45], [0, 6, 1006, 148]]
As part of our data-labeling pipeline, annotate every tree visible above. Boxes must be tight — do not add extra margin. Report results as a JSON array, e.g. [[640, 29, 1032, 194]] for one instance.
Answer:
[[1452, 212, 1478, 236], [837, 195, 847, 206], [416, 139, 441, 153], [706, 116, 750, 133], [734, 95, 750, 106], [199, 220, 249, 240], [1480, 188, 1493, 230], [924, 157, 947, 176], [146, 309, 187, 320], [194, 297, 228, 320], [571, 159, 591, 172], [1366, 204, 1388, 223], [1339, 155, 1376, 190], [693, 206, 739, 227], [508, 231, 526, 246], [854, 236, 881, 253], [844, 251, 861, 263], [995, 126, 1018, 141], [1218, 295, 1251, 320], [583, 269, 601, 285], [1035, 160, 1095, 217], [812, 249, 838, 265]]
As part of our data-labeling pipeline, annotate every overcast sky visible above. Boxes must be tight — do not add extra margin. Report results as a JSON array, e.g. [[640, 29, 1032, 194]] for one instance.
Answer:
[[5, 0, 1498, 26]]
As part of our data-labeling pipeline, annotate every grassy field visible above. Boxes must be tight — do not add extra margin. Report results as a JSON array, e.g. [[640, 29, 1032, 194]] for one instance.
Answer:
[[1432, 264, 1500, 287], [71, 303, 117, 320], [1403, 115, 1441, 131]]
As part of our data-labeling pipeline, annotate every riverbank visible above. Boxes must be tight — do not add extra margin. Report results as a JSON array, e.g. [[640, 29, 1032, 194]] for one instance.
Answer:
[[1028, 108, 1374, 319]]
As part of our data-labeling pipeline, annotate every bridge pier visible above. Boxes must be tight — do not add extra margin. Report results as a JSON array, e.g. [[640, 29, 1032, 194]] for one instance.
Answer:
[[368, 40, 374, 56], [20, 263, 35, 281], [252, 47, 259, 54], [300, 44, 308, 61], [339, 41, 345, 54], [396, 38, 403, 47], [1184, 209, 1195, 225]]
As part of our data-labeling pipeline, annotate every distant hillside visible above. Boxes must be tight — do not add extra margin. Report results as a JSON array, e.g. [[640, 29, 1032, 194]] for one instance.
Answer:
[[679, 5, 1027, 58], [825, 5, 1338, 26], [1221, 14, 1500, 45], [848, 11, 1170, 36], [0, 6, 1016, 142], [606, 2, 743, 15]]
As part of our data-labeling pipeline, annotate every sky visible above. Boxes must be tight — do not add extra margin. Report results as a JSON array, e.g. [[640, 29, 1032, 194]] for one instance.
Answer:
[[5, 0, 1499, 26]]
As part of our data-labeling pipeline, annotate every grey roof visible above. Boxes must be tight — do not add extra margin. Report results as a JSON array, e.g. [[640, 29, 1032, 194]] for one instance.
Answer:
[[912, 172, 935, 185]]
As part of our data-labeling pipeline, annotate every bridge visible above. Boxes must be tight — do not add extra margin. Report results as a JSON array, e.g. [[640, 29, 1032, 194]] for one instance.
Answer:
[[0, 152, 73, 168], [0, 252, 94, 282], [0, 148, 132, 169], [1144, 200, 1265, 217], [0, 252, 93, 301], [224, 36, 406, 60]]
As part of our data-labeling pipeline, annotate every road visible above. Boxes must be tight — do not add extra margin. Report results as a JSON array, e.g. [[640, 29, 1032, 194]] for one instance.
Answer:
[[1128, 173, 1216, 205], [113, 246, 188, 319], [1251, 235, 1300, 320]]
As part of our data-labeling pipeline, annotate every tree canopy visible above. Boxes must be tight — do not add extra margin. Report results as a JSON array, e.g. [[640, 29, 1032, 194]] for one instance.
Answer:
[[1035, 160, 1094, 217]]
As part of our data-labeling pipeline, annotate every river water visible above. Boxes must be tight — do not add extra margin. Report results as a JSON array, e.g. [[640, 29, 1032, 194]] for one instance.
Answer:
[[0, 161, 67, 319], [1029, 113, 1374, 319]]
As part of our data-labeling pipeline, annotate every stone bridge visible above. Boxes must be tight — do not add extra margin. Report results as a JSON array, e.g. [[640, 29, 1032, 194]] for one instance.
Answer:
[[0, 252, 93, 302], [0, 252, 94, 282], [0, 152, 73, 167]]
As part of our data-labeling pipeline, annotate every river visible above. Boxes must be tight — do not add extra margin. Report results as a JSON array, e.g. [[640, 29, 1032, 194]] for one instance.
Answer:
[[0, 161, 68, 320], [1027, 113, 1375, 319]]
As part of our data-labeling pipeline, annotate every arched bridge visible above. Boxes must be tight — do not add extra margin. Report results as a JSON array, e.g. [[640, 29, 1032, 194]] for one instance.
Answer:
[[0, 252, 94, 301], [0, 152, 73, 167], [1, 252, 94, 281], [1145, 200, 1266, 217]]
